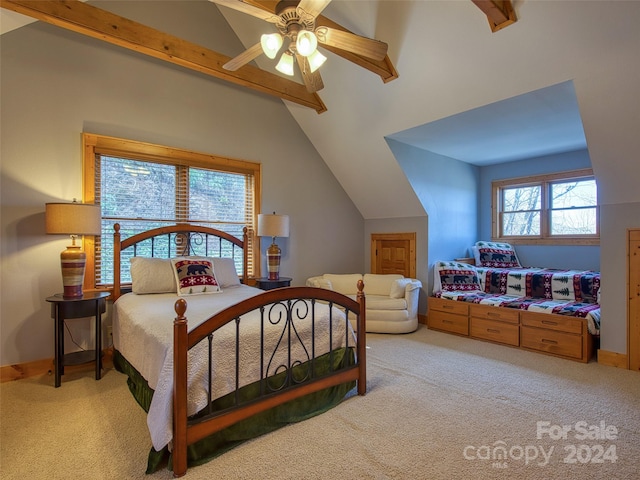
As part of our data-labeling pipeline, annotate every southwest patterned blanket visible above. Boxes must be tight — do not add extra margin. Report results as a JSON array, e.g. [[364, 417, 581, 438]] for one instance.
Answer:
[[476, 267, 600, 304], [433, 262, 601, 335]]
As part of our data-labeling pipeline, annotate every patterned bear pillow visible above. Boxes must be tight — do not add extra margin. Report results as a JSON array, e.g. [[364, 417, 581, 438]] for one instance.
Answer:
[[475, 241, 522, 268], [436, 261, 480, 292], [171, 258, 221, 295]]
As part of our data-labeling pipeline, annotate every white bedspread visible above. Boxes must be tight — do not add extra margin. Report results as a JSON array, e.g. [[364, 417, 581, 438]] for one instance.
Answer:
[[112, 285, 353, 451]]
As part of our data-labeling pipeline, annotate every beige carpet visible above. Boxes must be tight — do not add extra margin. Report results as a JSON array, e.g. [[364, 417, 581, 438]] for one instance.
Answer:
[[1, 325, 639, 479]]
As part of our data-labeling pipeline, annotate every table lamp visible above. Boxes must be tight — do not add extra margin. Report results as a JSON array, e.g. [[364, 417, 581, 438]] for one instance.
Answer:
[[257, 212, 289, 280], [46, 200, 101, 298]]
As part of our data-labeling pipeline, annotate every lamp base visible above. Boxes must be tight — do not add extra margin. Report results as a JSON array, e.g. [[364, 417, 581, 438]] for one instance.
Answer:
[[60, 245, 86, 298], [266, 242, 281, 281]]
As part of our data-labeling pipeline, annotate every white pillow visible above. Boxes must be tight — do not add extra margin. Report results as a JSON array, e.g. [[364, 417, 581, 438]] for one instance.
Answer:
[[130, 257, 176, 294], [390, 278, 412, 298], [171, 257, 221, 295], [211, 257, 241, 287]]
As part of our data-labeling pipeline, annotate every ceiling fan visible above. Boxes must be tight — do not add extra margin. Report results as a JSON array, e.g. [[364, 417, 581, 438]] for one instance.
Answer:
[[210, 0, 389, 93]]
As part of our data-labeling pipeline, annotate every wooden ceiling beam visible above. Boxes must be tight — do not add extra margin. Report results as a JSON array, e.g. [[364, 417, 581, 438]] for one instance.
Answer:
[[0, 0, 327, 113], [471, 0, 517, 32]]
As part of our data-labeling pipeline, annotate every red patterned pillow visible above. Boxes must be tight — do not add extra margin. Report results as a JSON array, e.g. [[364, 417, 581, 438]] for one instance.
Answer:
[[171, 258, 221, 295], [436, 261, 480, 292], [475, 241, 521, 268]]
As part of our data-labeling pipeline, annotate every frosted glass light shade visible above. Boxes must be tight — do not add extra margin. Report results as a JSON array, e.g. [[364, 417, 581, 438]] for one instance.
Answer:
[[308, 49, 327, 73], [275, 51, 294, 76], [261, 33, 283, 59], [296, 31, 318, 57]]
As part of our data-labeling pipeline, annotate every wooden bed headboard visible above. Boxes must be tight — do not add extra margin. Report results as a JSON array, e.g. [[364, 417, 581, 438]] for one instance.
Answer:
[[112, 223, 249, 299]]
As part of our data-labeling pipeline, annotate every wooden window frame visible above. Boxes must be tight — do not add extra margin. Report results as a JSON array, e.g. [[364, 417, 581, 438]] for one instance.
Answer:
[[82, 133, 262, 290], [491, 168, 599, 246]]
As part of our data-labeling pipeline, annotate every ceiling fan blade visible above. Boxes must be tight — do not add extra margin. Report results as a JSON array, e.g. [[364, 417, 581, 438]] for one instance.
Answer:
[[297, 0, 332, 19], [223, 42, 264, 71], [315, 26, 388, 61], [209, 0, 280, 23], [295, 54, 324, 93]]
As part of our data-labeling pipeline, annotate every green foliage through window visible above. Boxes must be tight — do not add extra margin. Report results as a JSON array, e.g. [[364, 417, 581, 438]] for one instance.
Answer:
[[95, 155, 254, 285]]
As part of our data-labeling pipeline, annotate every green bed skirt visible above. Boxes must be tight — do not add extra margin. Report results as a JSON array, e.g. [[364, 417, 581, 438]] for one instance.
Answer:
[[113, 348, 356, 473]]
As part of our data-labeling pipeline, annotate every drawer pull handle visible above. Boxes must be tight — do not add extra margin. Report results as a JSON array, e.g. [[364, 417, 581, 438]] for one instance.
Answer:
[[542, 338, 558, 345], [443, 319, 453, 324], [487, 328, 500, 334], [542, 320, 558, 326], [488, 312, 500, 317], [443, 305, 454, 310]]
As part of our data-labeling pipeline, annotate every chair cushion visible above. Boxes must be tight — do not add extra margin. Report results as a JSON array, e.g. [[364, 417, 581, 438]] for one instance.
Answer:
[[363, 274, 404, 296], [365, 295, 407, 310]]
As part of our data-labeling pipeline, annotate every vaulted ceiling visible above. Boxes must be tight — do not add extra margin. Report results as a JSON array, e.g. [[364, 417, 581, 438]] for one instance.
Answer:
[[0, 1, 517, 114], [3, 1, 639, 219]]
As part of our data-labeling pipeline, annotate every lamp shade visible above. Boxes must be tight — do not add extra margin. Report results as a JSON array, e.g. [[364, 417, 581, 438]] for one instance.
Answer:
[[275, 51, 294, 76], [46, 202, 101, 298], [308, 49, 327, 73], [45, 202, 101, 235], [257, 213, 290, 238], [257, 213, 289, 281], [261, 33, 283, 59], [296, 31, 318, 57]]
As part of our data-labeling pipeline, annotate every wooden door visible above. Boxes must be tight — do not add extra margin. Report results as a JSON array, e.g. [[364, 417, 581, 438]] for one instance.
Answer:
[[629, 229, 640, 371], [371, 233, 416, 278]]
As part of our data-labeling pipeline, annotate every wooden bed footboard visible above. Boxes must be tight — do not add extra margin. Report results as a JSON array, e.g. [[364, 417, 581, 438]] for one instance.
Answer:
[[112, 223, 367, 476], [172, 283, 367, 477]]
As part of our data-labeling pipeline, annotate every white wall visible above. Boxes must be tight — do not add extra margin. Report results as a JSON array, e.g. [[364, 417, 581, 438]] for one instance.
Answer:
[[285, 2, 640, 356], [0, 2, 363, 366]]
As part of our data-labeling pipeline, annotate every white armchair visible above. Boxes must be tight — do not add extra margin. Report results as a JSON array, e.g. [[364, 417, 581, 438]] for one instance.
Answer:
[[306, 273, 422, 333]]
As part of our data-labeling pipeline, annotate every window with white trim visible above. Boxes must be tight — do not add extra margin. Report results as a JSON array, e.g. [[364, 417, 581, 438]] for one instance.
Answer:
[[82, 134, 261, 288], [492, 169, 599, 245]]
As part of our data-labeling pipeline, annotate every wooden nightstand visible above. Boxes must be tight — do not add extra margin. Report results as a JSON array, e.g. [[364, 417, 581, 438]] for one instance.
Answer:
[[255, 277, 292, 290], [46, 291, 110, 387]]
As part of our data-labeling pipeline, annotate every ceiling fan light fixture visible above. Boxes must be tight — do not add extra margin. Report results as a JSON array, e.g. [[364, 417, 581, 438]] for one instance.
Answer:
[[308, 49, 327, 73], [275, 51, 295, 76], [296, 30, 318, 57], [261, 33, 283, 59]]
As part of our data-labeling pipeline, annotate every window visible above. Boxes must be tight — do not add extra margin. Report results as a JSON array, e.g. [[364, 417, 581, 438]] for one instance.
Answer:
[[82, 134, 261, 288], [492, 169, 598, 245]]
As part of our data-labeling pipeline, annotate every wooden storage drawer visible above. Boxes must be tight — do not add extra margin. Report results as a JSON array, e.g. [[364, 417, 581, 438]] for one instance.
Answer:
[[429, 297, 468, 316], [521, 311, 583, 334], [428, 310, 469, 336], [470, 304, 519, 324], [521, 326, 583, 360], [470, 317, 519, 346]]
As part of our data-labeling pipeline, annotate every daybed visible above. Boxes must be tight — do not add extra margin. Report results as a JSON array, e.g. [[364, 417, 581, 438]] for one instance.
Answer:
[[110, 224, 366, 477], [428, 241, 600, 362], [306, 273, 422, 333]]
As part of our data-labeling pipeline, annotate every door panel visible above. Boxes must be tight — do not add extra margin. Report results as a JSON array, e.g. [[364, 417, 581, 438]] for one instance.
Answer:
[[371, 233, 416, 278], [378, 240, 410, 276]]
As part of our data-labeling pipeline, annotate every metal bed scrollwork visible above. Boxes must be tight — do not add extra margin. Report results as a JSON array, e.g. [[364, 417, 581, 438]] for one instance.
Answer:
[[111, 224, 366, 477]]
